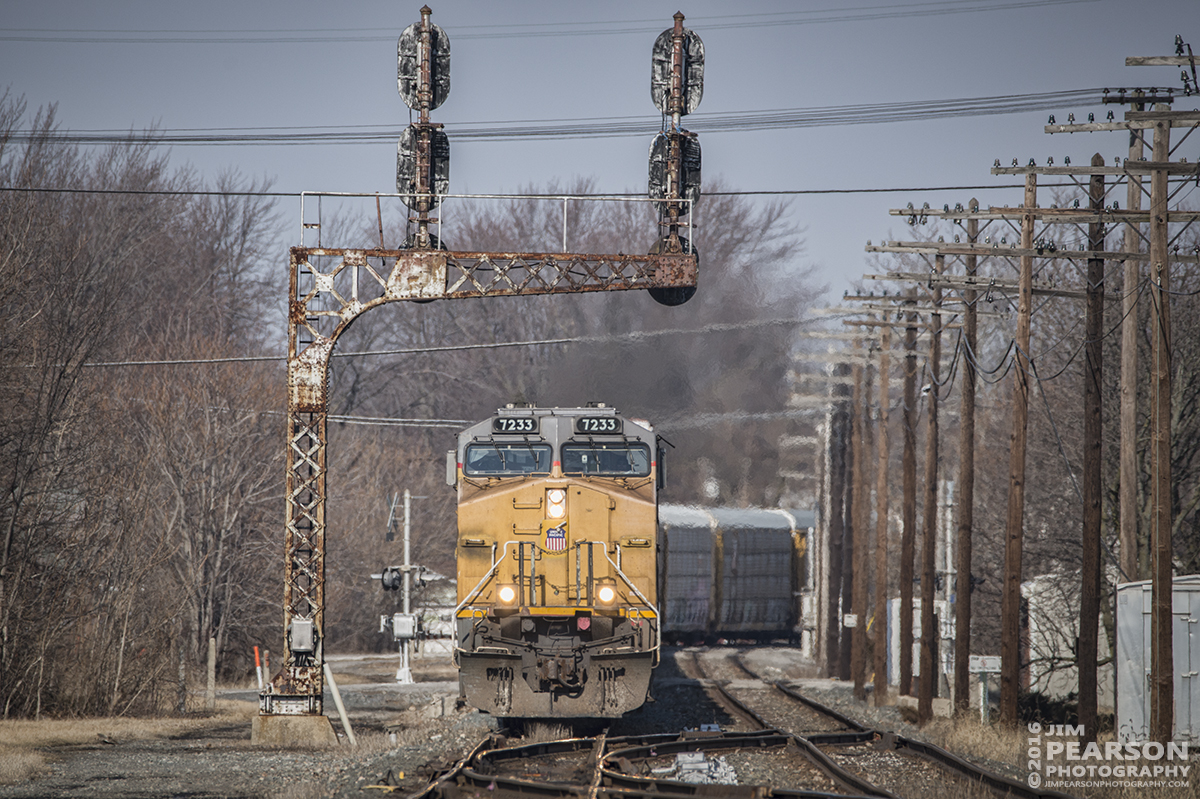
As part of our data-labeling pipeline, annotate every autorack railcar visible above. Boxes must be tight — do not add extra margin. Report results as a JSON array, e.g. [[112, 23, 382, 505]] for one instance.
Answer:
[[658, 504, 813, 643]]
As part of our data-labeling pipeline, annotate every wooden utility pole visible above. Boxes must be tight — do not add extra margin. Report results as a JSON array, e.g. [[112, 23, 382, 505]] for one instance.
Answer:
[[1000, 173, 1037, 727], [841, 350, 862, 682], [866, 86, 1200, 730], [815, 405, 830, 670], [874, 326, 892, 706], [1079, 154, 1105, 744], [852, 352, 873, 699], [825, 365, 850, 678], [1041, 75, 1200, 742], [918, 255, 943, 725], [953, 208, 979, 715], [838, 305, 947, 701], [1148, 112, 1173, 745], [1120, 95, 1145, 581], [900, 290, 919, 696]]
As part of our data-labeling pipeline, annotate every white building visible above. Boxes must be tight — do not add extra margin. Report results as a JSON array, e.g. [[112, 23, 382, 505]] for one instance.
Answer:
[[1021, 571, 1114, 708], [1116, 575, 1200, 743]]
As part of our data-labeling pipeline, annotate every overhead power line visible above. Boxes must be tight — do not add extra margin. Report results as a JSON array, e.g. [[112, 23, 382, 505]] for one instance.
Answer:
[[210, 407, 472, 428], [3, 88, 1111, 146], [9, 181, 1118, 199], [0, 2, 1101, 44], [78, 317, 822, 369]]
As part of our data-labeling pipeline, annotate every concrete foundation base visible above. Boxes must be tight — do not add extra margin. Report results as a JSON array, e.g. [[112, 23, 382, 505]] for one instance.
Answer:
[[251, 713, 338, 746], [896, 694, 952, 718]]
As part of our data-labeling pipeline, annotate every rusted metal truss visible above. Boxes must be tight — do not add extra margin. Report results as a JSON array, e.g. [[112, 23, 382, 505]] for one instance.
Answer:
[[261, 246, 697, 714]]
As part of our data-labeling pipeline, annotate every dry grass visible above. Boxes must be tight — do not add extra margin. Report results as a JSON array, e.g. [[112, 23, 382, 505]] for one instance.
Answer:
[[919, 716, 1026, 769], [389, 723, 441, 749], [0, 750, 45, 784], [521, 722, 575, 744], [0, 699, 258, 785], [335, 731, 410, 758]]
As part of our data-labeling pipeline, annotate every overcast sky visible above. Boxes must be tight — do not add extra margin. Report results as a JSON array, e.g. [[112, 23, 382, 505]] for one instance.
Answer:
[[2, 0, 1197, 299]]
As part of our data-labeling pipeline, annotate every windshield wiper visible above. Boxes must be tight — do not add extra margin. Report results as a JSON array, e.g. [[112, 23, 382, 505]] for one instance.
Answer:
[[517, 438, 544, 473]]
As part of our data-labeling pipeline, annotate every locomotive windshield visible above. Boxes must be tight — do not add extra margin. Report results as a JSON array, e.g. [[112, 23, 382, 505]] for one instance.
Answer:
[[464, 443, 552, 475], [561, 442, 651, 476]]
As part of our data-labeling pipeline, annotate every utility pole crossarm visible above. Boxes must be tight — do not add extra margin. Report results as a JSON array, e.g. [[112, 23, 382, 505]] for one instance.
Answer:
[[793, 349, 889, 363], [793, 330, 883, 341], [887, 207, 1200, 223], [1047, 118, 1200, 133], [860, 271, 1134, 302], [844, 311, 964, 323], [866, 243, 1199, 264], [1046, 110, 1200, 135], [1128, 109, 1200, 121], [993, 162, 1200, 176], [861, 271, 1051, 291], [1127, 56, 1200, 66], [841, 296, 1007, 319]]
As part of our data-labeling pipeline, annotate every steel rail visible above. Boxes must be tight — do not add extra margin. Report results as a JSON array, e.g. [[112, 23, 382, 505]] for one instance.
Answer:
[[427, 734, 594, 799], [763, 676, 1079, 799], [771, 680, 869, 732], [686, 650, 895, 798], [474, 735, 598, 765], [599, 788, 876, 799], [683, 650, 770, 730], [409, 734, 502, 799], [419, 729, 879, 799], [891, 736, 1077, 799], [722, 649, 762, 681], [436, 769, 583, 798], [586, 729, 609, 799], [601, 730, 884, 798], [410, 649, 1083, 799]]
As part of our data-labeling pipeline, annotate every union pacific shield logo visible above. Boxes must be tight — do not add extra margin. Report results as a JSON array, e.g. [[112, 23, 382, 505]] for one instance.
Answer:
[[545, 525, 567, 552]]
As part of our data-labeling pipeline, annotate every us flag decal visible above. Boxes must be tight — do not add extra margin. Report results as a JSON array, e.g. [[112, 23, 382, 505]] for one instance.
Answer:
[[545, 525, 567, 552]]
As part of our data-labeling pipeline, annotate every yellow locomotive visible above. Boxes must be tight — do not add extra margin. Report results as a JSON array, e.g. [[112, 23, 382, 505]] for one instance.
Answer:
[[448, 403, 660, 718]]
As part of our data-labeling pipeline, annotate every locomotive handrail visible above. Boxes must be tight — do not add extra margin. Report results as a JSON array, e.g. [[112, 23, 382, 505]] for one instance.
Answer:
[[453, 540, 520, 618], [600, 547, 659, 618], [601, 547, 662, 663]]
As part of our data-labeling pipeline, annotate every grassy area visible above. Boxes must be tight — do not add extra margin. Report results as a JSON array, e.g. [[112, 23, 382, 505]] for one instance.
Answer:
[[0, 697, 445, 787], [0, 699, 259, 784], [920, 715, 1026, 770]]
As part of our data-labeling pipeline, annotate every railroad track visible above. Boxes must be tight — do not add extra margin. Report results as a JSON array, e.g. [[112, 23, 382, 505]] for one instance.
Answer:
[[411, 728, 883, 799], [685, 647, 1078, 799], [404, 647, 1079, 799]]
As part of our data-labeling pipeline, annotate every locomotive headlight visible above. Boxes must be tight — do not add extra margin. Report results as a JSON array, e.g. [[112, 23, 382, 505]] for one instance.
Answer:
[[596, 585, 616, 605], [497, 585, 517, 605], [546, 488, 567, 519]]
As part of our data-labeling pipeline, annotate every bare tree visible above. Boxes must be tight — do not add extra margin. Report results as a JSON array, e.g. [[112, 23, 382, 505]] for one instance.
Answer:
[[0, 94, 283, 715]]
